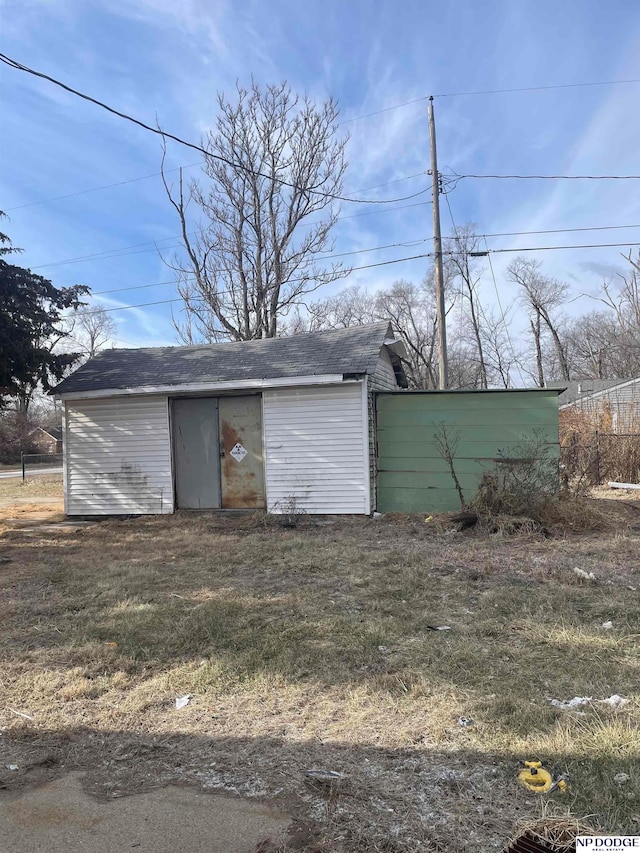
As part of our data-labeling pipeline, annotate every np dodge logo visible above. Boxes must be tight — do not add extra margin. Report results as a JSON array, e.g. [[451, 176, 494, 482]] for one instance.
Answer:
[[577, 839, 640, 850]]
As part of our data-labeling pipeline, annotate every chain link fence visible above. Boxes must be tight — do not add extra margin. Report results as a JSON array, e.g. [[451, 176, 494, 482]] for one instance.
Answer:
[[560, 431, 640, 487], [20, 452, 63, 480]]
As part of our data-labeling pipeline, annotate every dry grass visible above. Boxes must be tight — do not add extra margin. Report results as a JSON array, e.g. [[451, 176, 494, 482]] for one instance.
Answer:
[[0, 473, 63, 501], [0, 475, 64, 533], [0, 507, 639, 851]]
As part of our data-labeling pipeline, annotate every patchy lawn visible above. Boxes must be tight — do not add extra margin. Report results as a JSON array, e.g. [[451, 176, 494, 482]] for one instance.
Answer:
[[0, 505, 639, 851], [0, 475, 64, 532], [0, 473, 63, 502]]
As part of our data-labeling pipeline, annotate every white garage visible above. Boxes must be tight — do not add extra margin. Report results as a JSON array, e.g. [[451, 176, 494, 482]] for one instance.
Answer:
[[54, 323, 406, 515]]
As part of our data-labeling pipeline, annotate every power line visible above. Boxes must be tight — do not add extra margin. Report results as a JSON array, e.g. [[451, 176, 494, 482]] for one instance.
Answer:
[[337, 96, 430, 124], [83, 240, 640, 316], [25, 212, 640, 273], [457, 173, 640, 181], [317, 77, 640, 123], [0, 51, 427, 207], [484, 240, 640, 255], [6, 167, 427, 214], [4, 162, 202, 212], [90, 237, 430, 296], [83, 235, 640, 299], [31, 200, 433, 270], [81, 251, 436, 316], [435, 77, 640, 98], [480, 223, 640, 239]]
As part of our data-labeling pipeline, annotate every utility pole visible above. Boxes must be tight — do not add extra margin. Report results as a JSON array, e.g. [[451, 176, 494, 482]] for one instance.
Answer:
[[428, 96, 448, 389]]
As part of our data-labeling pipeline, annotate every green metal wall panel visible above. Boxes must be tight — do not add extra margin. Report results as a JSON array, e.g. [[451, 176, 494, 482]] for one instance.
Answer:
[[376, 391, 560, 513]]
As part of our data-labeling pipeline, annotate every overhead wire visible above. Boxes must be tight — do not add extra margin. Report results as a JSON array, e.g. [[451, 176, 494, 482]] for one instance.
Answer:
[[6, 168, 428, 214], [0, 51, 428, 207], [479, 222, 640, 239], [80, 251, 436, 317], [4, 162, 202, 212], [31, 200, 433, 270], [23, 207, 640, 274], [3, 49, 640, 215], [82, 240, 640, 314], [455, 173, 640, 181], [90, 237, 430, 296], [482, 240, 640, 255], [434, 78, 640, 98]]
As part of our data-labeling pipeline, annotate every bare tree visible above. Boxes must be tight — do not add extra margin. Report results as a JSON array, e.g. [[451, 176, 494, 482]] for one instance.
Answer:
[[67, 306, 117, 357], [445, 223, 488, 387], [299, 268, 464, 388], [290, 285, 377, 332], [373, 278, 448, 389], [508, 258, 570, 384], [162, 82, 350, 343], [602, 249, 640, 328], [565, 251, 640, 379], [478, 305, 518, 388]]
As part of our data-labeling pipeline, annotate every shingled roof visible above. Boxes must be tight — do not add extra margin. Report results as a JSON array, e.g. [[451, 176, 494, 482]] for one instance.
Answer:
[[549, 379, 627, 406], [54, 322, 402, 395]]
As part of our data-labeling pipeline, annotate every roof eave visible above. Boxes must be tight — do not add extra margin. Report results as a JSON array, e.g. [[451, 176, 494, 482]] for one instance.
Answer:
[[55, 373, 360, 401]]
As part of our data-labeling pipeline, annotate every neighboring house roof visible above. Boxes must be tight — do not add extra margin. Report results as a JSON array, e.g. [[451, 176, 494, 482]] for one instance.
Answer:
[[29, 426, 63, 441], [54, 322, 405, 396], [550, 379, 627, 407]]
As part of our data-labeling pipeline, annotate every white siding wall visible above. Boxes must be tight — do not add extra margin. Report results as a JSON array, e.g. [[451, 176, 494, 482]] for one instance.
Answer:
[[570, 380, 640, 434], [65, 396, 173, 515], [263, 383, 370, 514]]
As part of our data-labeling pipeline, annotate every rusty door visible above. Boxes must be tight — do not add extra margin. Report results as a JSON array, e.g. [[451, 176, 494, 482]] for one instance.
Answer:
[[218, 395, 265, 508], [172, 397, 221, 509]]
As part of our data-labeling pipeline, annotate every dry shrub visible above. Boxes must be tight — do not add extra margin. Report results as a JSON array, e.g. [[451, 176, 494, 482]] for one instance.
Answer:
[[472, 433, 559, 517], [472, 433, 624, 534], [537, 494, 626, 533], [508, 816, 597, 851], [560, 406, 640, 487], [475, 512, 547, 537]]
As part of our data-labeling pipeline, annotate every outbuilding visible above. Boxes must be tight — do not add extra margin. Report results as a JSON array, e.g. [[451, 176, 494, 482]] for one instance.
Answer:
[[54, 322, 407, 516]]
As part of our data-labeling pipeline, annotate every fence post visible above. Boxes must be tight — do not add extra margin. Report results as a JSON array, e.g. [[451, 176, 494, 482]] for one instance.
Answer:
[[21, 451, 25, 482], [594, 429, 601, 484]]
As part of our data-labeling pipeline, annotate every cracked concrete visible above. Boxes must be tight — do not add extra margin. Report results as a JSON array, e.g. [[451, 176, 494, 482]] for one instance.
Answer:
[[0, 772, 290, 852]]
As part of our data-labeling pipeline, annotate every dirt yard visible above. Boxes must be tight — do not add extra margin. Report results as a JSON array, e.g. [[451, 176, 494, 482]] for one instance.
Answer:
[[0, 478, 639, 851]]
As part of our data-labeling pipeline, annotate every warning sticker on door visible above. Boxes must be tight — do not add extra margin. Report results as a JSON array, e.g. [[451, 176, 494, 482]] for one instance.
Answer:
[[229, 443, 248, 462]]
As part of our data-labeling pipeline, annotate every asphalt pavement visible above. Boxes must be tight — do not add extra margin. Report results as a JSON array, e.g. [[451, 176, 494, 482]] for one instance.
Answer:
[[0, 467, 63, 479]]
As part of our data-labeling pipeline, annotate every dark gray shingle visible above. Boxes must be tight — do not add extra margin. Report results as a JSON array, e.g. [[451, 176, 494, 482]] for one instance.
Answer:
[[54, 322, 394, 395]]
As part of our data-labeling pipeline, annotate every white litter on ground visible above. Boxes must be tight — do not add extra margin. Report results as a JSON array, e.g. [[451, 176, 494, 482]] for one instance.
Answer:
[[5, 764, 18, 771], [613, 773, 630, 785], [573, 567, 597, 581], [549, 694, 628, 711], [550, 696, 592, 710], [175, 694, 193, 710], [601, 694, 628, 709], [601, 620, 613, 629]]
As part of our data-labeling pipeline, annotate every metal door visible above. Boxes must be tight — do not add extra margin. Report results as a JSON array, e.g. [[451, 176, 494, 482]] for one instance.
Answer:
[[218, 395, 265, 508], [172, 398, 221, 509]]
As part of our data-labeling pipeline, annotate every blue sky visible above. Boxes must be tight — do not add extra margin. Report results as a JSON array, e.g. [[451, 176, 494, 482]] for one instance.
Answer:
[[1, 0, 640, 347]]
